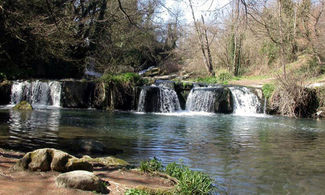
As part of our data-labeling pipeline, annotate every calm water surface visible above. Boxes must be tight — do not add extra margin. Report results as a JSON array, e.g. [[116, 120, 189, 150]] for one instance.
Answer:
[[0, 108, 325, 194]]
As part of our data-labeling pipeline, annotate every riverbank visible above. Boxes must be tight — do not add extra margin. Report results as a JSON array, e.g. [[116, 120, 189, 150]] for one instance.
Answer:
[[0, 148, 176, 195]]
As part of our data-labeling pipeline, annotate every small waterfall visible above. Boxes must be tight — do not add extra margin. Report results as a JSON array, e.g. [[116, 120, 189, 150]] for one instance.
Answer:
[[137, 86, 181, 113], [229, 86, 261, 115], [186, 87, 218, 112], [263, 97, 267, 114], [10, 80, 62, 107]]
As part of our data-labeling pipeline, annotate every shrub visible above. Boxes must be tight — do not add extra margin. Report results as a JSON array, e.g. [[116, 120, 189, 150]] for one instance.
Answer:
[[270, 75, 319, 118], [217, 72, 233, 82], [101, 72, 147, 87], [262, 84, 275, 99], [140, 157, 164, 173], [137, 159, 215, 195], [195, 77, 218, 84]]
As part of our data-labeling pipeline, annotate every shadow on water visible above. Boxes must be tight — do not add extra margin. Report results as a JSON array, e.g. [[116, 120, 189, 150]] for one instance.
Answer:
[[1, 109, 325, 194]]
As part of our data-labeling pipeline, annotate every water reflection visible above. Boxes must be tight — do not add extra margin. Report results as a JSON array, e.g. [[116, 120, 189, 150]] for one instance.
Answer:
[[0, 109, 325, 194]]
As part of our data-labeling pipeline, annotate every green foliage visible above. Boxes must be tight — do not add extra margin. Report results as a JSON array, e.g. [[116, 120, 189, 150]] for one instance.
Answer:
[[140, 157, 164, 173], [176, 167, 213, 195], [262, 84, 275, 99], [139, 159, 215, 195], [125, 189, 150, 195], [101, 72, 147, 87], [218, 72, 233, 82], [261, 41, 279, 65], [195, 77, 218, 84]]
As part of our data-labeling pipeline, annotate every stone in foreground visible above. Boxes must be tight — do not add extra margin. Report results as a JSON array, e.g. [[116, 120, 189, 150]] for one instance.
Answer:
[[12, 148, 92, 172], [56, 170, 109, 193]]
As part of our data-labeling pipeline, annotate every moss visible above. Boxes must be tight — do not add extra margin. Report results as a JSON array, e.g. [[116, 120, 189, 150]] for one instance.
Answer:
[[13, 101, 33, 110]]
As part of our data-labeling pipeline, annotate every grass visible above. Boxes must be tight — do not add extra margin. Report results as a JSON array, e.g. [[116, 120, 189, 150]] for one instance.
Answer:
[[129, 158, 215, 195]]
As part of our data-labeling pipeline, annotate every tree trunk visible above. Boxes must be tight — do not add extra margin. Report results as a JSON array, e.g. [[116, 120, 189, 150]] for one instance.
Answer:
[[188, 0, 214, 76]]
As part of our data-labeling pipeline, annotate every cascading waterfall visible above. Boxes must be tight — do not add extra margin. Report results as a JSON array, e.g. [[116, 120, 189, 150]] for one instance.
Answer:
[[186, 87, 218, 112], [10, 80, 62, 107], [229, 86, 261, 115], [137, 86, 181, 113]]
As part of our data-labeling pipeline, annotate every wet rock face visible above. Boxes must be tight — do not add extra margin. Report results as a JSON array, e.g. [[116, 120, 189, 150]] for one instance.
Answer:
[[137, 86, 161, 112], [56, 170, 109, 193], [61, 80, 95, 108], [0, 81, 11, 105]]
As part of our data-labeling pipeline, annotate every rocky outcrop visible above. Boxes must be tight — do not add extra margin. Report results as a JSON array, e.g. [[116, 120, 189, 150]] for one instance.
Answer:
[[56, 170, 109, 193], [12, 148, 92, 172], [0, 81, 11, 105], [13, 101, 33, 110], [61, 80, 97, 108]]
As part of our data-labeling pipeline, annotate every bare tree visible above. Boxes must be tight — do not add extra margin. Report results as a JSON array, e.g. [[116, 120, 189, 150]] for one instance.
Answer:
[[188, 0, 214, 76]]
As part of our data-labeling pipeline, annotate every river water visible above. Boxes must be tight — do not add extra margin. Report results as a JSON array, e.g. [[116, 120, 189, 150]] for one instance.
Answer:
[[0, 108, 325, 194]]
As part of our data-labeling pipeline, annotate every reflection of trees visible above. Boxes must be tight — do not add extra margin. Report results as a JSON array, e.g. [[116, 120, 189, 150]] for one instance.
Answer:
[[2, 109, 61, 151]]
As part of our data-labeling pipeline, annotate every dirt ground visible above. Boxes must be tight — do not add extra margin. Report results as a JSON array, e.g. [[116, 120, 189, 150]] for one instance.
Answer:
[[0, 148, 175, 195]]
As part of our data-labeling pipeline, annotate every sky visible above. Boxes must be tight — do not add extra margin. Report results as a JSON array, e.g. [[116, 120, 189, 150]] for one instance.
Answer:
[[161, 0, 231, 23]]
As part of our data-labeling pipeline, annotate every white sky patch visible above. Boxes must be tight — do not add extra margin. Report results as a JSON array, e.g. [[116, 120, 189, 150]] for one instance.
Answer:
[[162, 0, 230, 23]]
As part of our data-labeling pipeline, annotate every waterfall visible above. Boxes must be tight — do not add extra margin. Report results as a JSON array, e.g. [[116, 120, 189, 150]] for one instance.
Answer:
[[229, 86, 261, 115], [10, 80, 62, 107], [186, 87, 218, 112], [137, 86, 181, 113]]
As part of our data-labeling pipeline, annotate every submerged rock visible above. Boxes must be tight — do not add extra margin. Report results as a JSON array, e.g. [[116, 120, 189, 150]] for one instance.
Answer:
[[56, 170, 108, 193], [13, 101, 33, 110]]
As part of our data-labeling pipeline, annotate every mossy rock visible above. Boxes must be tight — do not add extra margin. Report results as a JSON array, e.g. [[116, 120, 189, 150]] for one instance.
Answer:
[[12, 148, 93, 172], [80, 155, 129, 169], [13, 101, 33, 110]]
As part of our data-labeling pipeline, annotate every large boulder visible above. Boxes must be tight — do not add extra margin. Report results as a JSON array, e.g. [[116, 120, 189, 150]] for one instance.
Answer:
[[0, 81, 11, 105], [56, 170, 108, 193], [80, 155, 129, 169], [13, 101, 33, 110], [12, 148, 92, 172]]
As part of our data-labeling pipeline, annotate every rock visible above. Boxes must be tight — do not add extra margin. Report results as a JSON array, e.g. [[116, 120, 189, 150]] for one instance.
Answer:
[[61, 80, 95, 108], [66, 158, 93, 172], [56, 170, 108, 193], [12, 148, 93, 172], [80, 156, 129, 169], [0, 81, 11, 105], [50, 149, 74, 172], [13, 101, 33, 110]]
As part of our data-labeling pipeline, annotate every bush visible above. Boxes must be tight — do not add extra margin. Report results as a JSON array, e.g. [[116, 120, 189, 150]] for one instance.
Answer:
[[138, 159, 215, 195], [217, 72, 233, 82], [140, 157, 164, 173], [262, 84, 275, 99], [101, 72, 147, 86], [270, 75, 319, 118], [195, 77, 218, 84]]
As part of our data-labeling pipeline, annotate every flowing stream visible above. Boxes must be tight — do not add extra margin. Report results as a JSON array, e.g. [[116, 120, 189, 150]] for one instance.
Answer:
[[0, 109, 324, 194]]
